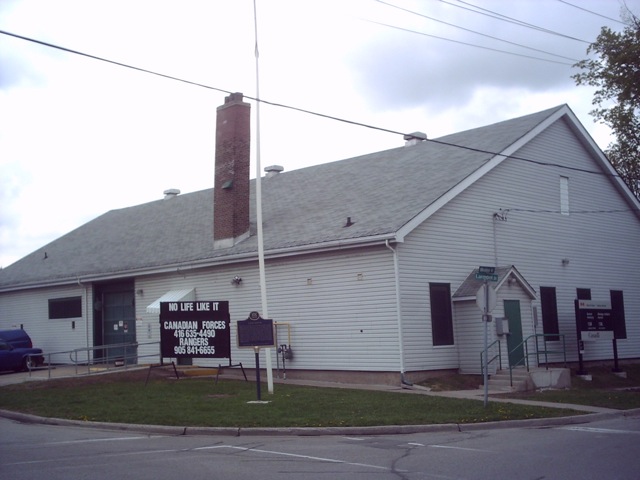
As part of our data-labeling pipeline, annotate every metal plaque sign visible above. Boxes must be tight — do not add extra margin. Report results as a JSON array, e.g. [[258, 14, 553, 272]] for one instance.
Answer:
[[237, 313, 275, 348], [159, 301, 230, 358]]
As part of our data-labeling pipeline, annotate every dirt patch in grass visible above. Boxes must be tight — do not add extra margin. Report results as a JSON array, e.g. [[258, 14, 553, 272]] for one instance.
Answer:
[[417, 363, 640, 396], [418, 374, 483, 391], [497, 363, 640, 410]]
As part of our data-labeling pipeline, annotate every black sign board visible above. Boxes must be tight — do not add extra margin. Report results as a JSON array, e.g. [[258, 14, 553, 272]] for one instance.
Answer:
[[237, 313, 275, 348], [576, 300, 613, 341], [159, 301, 230, 358]]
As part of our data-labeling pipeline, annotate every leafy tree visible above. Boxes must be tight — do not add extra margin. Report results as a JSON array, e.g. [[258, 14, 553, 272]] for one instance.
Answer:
[[572, 8, 640, 199]]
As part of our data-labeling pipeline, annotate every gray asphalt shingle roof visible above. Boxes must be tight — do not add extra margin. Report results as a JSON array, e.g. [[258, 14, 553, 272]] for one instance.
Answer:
[[0, 105, 565, 288]]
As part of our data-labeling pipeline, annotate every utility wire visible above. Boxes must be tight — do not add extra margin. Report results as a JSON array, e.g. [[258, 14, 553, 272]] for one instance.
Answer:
[[364, 20, 574, 65], [0, 30, 232, 95], [437, 0, 591, 43], [375, 0, 579, 62], [556, 0, 627, 25], [0, 29, 620, 180]]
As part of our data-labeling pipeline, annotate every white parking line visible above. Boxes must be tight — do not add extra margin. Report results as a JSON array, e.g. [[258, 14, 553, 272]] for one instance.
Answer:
[[44, 436, 154, 445], [196, 445, 402, 472], [429, 445, 493, 453], [563, 426, 640, 435]]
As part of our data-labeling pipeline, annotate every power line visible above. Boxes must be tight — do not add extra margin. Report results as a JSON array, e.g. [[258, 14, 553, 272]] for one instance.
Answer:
[[374, 0, 579, 62], [0, 29, 233, 96], [426, 138, 615, 177], [556, 0, 627, 25], [437, 0, 591, 43], [363, 20, 574, 65], [0, 29, 620, 180]]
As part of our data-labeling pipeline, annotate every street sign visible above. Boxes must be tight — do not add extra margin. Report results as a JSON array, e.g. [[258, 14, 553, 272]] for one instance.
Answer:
[[478, 266, 495, 274], [475, 273, 498, 281]]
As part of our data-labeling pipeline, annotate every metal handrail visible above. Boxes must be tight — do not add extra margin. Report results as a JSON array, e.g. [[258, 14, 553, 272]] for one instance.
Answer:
[[480, 339, 502, 377], [29, 341, 161, 379], [508, 334, 567, 386], [534, 334, 567, 368]]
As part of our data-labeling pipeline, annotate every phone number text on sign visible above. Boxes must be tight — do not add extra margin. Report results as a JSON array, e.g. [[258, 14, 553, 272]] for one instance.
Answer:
[[159, 301, 231, 359]]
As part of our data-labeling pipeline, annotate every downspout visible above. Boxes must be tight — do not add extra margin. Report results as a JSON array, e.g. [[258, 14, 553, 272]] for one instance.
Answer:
[[385, 240, 412, 387]]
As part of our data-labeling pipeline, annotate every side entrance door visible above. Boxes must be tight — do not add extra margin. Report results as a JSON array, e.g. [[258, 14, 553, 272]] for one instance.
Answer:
[[102, 290, 137, 363], [504, 300, 524, 367]]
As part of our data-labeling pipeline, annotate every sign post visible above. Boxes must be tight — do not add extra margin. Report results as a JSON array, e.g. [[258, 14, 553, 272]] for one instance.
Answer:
[[254, 347, 262, 400], [475, 267, 497, 407]]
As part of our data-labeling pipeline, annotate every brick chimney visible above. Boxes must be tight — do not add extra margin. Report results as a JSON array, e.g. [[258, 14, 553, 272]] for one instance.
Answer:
[[213, 92, 251, 249]]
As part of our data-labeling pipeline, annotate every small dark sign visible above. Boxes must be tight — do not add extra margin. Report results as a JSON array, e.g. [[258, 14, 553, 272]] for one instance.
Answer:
[[159, 301, 230, 358], [576, 300, 613, 341], [237, 314, 275, 348]]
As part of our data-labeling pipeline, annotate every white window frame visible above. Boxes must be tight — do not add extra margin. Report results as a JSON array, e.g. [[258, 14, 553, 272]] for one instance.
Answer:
[[560, 176, 569, 215]]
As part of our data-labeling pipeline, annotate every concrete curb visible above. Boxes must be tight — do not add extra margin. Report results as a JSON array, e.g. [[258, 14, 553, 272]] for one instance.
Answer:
[[2, 408, 638, 437]]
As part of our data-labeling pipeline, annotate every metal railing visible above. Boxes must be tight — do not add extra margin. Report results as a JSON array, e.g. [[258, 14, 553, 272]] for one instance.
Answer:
[[508, 334, 567, 386], [480, 339, 502, 377], [28, 341, 160, 379]]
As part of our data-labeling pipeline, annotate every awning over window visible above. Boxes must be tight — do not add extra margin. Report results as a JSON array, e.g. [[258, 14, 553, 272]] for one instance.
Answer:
[[146, 288, 195, 314]]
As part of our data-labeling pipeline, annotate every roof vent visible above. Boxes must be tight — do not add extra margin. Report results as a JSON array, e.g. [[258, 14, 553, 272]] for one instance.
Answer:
[[163, 188, 180, 199], [403, 131, 427, 146], [264, 165, 284, 177]]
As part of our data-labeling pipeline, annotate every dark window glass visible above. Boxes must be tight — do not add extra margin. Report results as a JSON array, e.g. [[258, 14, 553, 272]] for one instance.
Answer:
[[540, 287, 560, 341], [576, 288, 591, 300], [429, 283, 454, 346], [610, 290, 627, 340], [49, 297, 82, 319]]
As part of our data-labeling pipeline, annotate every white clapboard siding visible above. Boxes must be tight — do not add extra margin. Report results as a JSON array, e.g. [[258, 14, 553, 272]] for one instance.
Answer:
[[455, 284, 536, 375], [397, 195, 499, 372], [454, 300, 494, 375], [0, 284, 93, 363], [489, 118, 640, 362], [396, 116, 639, 371], [138, 246, 400, 371], [3, 114, 638, 377]]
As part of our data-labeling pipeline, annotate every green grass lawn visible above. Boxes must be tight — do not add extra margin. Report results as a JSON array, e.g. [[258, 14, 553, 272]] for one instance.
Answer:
[[497, 364, 640, 410], [0, 368, 579, 428], [421, 363, 640, 410]]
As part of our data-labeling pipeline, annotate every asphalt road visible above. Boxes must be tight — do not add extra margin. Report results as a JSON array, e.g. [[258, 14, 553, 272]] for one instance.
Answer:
[[2, 414, 639, 480]]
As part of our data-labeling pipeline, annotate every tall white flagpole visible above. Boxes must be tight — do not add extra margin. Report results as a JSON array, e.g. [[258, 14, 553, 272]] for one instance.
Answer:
[[253, 0, 274, 394]]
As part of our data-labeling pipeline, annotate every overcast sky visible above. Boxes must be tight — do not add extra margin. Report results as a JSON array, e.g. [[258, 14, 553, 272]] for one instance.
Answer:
[[0, 0, 637, 268]]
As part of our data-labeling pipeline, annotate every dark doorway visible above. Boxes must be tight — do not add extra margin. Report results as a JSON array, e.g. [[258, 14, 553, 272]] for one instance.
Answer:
[[93, 281, 137, 364], [504, 300, 524, 367]]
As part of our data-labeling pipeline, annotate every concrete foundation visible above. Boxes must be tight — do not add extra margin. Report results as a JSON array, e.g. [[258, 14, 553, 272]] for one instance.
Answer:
[[529, 368, 572, 389]]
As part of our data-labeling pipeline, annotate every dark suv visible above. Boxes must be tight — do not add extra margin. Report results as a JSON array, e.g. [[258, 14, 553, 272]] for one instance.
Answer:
[[0, 329, 44, 372]]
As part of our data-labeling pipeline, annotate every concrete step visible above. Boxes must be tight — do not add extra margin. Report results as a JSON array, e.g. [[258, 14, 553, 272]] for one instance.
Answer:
[[483, 369, 532, 392]]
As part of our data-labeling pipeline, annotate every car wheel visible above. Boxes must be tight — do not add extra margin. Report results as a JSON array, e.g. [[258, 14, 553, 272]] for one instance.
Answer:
[[22, 356, 34, 371]]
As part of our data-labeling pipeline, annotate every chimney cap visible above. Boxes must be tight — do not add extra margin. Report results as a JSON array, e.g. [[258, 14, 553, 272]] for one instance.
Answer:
[[404, 132, 427, 142], [264, 165, 284, 177], [163, 188, 181, 199]]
